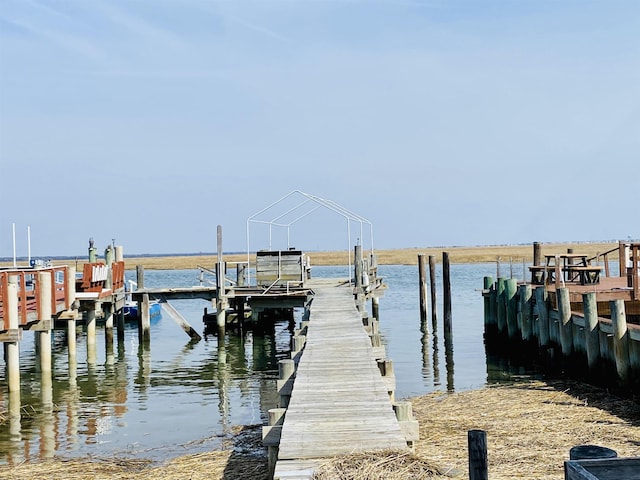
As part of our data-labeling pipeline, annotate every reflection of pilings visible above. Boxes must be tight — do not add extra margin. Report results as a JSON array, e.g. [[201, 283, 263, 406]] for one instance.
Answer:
[[86, 301, 97, 365], [217, 325, 230, 431], [445, 332, 454, 392], [432, 332, 440, 386], [9, 389, 22, 444], [104, 303, 115, 365], [420, 330, 431, 383]]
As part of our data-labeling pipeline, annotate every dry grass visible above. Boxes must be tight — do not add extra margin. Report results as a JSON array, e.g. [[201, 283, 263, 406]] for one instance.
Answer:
[[412, 379, 640, 480], [2, 241, 617, 270], [4, 380, 634, 479]]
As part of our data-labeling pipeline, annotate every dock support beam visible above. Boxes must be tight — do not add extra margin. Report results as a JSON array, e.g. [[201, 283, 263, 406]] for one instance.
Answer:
[[86, 301, 97, 365], [5, 279, 21, 393], [37, 272, 53, 410]]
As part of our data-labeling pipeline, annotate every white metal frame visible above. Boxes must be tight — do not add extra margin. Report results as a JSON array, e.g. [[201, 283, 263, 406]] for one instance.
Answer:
[[246, 190, 374, 285]]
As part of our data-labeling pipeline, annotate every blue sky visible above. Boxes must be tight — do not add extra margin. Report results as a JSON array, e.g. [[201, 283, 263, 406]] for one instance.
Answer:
[[1, 1, 638, 257]]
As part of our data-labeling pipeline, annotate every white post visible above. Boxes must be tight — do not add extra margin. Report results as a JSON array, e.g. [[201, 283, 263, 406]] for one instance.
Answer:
[[6, 279, 21, 393]]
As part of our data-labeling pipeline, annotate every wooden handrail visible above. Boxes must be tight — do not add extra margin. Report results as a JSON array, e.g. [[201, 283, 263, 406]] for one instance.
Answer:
[[0, 266, 69, 327]]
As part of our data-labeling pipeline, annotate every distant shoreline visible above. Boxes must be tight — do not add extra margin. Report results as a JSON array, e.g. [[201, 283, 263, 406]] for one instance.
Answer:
[[1, 241, 619, 270]]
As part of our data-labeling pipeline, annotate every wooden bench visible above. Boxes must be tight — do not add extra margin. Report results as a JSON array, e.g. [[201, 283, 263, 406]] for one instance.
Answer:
[[565, 265, 602, 285]]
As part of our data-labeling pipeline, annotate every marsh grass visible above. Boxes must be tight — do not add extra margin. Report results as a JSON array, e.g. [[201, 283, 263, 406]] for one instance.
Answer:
[[3, 241, 614, 270], [3, 380, 639, 480]]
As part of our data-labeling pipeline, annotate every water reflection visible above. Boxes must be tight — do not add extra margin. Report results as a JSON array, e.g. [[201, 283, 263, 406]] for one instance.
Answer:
[[1, 264, 522, 464]]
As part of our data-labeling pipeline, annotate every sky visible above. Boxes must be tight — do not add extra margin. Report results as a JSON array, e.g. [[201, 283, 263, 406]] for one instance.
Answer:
[[0, 0, 638, 258]]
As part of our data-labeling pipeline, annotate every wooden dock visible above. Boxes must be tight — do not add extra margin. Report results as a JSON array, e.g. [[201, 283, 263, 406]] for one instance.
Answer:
[[483, 240, 640, 391], [264, 278, 417, 479]]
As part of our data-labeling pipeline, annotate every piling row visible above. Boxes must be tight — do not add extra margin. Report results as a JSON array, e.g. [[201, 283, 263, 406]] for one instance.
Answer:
[[483, 276, 640, 389]]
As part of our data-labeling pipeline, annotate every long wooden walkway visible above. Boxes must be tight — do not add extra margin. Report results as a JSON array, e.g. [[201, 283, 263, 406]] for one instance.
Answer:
[[273, 279, 410, 479]]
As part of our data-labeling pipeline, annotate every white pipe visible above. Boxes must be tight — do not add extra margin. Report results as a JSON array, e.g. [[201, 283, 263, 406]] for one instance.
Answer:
[[12, 222, 16, 268], [27, 225, 31, 265]]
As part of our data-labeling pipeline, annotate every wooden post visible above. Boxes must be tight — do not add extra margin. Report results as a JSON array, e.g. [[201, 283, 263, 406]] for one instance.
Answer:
[[483, 276, 494, 327], [419, 254, 428, 332], [533, 242, 541, 266], [136, 265, 145, 290], [443, 252, 452, 338], [519, 284, 533, 342], [505, 278, 518, 339], [557, 287, 573, 356], [86, 301, 97, 365], [496, 278, 506, 334], [535, 286, 550, 347], [583, 292, 600, 372], [468, 429, 488, 480], [611, 299, 629, 383], [104, 302, 114, 364], [138, 293, 151, 344], [37, 271, 53, 377], [216, 225, 226, 328], [237, 262, 246, 287], [354, 245, 365, 313], [6, 279, 21, 394], [66, 268, 77, 375], [371, 295, 379, 321], [115, 245, 124, 262], [428, 255, 437, 333]]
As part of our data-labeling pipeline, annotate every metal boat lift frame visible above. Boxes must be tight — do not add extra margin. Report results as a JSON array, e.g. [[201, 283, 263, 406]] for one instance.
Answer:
[[246, 190, 374, 285]]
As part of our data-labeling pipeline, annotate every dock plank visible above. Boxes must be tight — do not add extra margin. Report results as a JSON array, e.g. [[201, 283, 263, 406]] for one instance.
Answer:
[[274, 282, 408, 478]]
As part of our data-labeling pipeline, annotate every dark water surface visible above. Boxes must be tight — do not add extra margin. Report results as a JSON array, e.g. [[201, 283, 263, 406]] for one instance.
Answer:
[[0, 262, 508, 464]]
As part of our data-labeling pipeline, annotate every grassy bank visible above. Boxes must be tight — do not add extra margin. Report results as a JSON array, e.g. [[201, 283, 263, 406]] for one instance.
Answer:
[[2, 379, 639, 479], [1, 241, 618, 270]]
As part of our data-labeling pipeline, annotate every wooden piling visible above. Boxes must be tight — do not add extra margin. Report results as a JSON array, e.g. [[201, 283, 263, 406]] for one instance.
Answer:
[[216, 225, 226, 328], [354, 245, 365, 313], [429, 255, 438, 333], [583, 292, 600, 372], [483, 276, 494, 328], [519, 284, 533, 342], [535, 286, 550, 347], [557, 287, 573, 356], [496, 278, 506, 334], [468, 429, 488, 480], [419, 254, 428, 332], [37, 271, 53, 376], [504, 278, 518, 339], [136, 265, 145, 289], [443, 252, 452, 338], [65, 265, 78, 360], [139, 293, 151, 344], [86, 301, 97, 364], [611, 299, 629, 383], [6, 280, 20, 393]]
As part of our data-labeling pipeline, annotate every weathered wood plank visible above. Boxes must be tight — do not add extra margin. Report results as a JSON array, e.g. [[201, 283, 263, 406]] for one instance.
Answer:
[[275, 282, 409, 475]]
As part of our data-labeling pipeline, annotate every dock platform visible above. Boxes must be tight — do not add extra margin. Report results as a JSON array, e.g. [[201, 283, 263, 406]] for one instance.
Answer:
[[268, 279, 416, 479]]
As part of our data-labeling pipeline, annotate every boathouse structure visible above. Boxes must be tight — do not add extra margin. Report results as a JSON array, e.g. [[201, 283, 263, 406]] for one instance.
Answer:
[[483, 241, 640, 390]]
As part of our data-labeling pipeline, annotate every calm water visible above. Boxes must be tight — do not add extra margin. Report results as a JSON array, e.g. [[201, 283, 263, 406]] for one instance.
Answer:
[[0, 262, 505, 464]]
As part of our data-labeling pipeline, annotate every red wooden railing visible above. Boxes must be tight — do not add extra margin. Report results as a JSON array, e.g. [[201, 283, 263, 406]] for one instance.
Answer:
[[0, 261, 125, 327], [0, 266, 69, 327]]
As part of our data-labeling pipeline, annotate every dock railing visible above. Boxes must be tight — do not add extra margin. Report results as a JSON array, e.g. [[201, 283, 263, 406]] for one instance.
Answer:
[[0, 266, 70, 327]]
